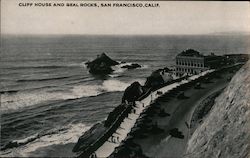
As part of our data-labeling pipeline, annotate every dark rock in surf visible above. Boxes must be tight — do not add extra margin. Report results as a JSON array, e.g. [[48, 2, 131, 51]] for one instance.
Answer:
[[86, 53, 119, 74], [1, 142, 19, 151], [72, 123, 107, 152], [144, 70, 165, 88], [104, 104, 127, 127], [122, 82, 144, 103], [1, 136, 38, 151], [121, 63, 141, 69]]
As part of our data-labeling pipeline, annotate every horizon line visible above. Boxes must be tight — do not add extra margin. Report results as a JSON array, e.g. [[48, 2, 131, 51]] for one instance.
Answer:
[[2, 32, 250, 37]]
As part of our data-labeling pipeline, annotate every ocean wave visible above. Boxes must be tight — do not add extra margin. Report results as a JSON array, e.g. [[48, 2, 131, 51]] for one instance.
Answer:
[[1, 77, 93, 94], [16, 76, 71, 82], [2, 62, 89, 70], [111, 62, 149, 77], [112, 63, 130, 74], [79, 61, 88, 68], [0, 90, 19, 94], [2, 65, 67, 70], [0, 123, 91, 157], [108, 74, 121, 78], [1, 79, 143, 113], [141, 64, 149, 69], [70, 79, 131, 98], [0, 86, 57, 94]]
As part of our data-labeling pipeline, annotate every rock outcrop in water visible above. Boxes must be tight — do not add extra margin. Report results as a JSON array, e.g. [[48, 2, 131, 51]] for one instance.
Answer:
[[86, 53, 119, 74], [185, 61, 250, 158], [104, 104, 127, 127], [121, 63, 141, 69], [72, 123, 106, 153], [122, 82, 144, 103]]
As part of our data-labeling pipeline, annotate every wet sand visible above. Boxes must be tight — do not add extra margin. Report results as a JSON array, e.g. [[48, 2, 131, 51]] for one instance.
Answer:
[[133, 68, 238, 158]]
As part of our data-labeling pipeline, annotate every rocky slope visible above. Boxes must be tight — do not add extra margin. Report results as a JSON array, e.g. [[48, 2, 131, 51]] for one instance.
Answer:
[[185, 61, 250, 158]]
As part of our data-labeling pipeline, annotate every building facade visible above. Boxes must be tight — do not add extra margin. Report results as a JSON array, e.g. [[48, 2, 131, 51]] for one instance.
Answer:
[[175, 49, 208, 77]]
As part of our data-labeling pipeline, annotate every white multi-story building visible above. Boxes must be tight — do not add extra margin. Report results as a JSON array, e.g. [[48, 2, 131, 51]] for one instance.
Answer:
[[175, 49, 208, 77]]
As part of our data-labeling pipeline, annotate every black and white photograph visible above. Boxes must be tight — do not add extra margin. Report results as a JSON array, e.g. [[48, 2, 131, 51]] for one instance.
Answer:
[[0, 1, 250, 157]]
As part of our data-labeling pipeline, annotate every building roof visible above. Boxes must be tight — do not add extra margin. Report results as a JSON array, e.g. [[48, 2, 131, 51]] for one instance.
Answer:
[[177, 49, 204, 57]]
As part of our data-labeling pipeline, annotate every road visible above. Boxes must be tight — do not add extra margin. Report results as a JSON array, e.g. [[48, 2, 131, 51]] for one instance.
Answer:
[[133, 69, 236, 158]]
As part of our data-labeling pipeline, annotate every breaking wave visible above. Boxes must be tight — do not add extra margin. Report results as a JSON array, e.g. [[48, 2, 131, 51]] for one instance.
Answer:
[[16, 76, 71, 82], [2, 62, 89, 70], [111, 62, 149, 77], [1, 79, 144, 113], [0, 123, 91, 157]]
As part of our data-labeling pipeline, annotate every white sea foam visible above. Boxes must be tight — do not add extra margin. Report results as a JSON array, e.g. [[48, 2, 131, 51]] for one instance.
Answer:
[[66, 61, 89, 68], [112, 62, 149, 75], [112, 65, 127, 74], [14, 133, 39, 144], [80, 61, 88, 68], [141, 64, 149, 69], [108, 74, 120, 78], [0, 123, 91, 157], [102, 80, 130, 92], [1, 79, 143, 113]]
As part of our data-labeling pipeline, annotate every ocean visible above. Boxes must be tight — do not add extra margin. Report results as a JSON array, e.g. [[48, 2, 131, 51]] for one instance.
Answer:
[[0, 34, 249, 157]]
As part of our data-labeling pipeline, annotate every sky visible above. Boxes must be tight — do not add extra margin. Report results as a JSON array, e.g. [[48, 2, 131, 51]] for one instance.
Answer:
[[1, 1, 250, 35]]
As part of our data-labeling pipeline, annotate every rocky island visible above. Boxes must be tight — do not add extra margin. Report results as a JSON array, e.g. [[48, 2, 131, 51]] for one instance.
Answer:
[[85, 53, 142, 75], [86, 53, 119, 74]]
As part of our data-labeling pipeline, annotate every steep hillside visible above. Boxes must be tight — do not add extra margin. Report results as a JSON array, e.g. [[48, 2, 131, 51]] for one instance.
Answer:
[[185, 62, 250, 158]]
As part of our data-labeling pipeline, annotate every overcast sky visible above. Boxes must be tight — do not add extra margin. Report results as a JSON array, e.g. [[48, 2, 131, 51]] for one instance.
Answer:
[[1, 1, 250, 35]]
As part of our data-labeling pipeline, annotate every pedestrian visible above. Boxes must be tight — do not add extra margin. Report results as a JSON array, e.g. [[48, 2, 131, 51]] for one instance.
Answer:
[[117, 136, 119, 143]]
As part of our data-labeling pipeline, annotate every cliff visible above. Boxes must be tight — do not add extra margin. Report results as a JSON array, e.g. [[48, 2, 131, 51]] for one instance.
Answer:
[[185, 61, 250, 158]]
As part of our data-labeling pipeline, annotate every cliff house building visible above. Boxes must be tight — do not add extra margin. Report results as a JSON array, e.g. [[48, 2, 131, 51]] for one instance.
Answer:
[[175, 49, 223, 77]]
